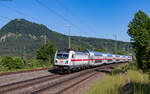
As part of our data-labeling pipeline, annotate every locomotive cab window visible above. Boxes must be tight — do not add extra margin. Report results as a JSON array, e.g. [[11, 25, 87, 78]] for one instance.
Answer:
[[56, 54, 69, 59]]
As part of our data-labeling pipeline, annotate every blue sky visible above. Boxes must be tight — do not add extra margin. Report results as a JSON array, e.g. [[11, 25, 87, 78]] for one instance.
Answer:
[[0, 0, 150, 42]]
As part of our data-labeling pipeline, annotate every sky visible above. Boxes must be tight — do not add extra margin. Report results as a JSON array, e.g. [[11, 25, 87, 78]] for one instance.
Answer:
[[0, 0, 150, 42]]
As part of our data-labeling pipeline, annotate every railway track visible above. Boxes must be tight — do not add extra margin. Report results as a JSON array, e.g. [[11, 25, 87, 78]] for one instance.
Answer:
[[0, 74, 62, 94], [55, 63, 123, 94], [55, 72, 98, 94], [29, 63, 123, 94], [30, 69, 96, 94], [0, 63, 125, 94], [0, 68, 51, 76]]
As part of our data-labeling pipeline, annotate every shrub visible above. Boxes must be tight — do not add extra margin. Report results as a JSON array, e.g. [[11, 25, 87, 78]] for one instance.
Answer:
[[1, 56, 24, 70], [36, 42, 56, 64], [25, 58, 52, 69], [26, 58, 43, 68], [111, 63, 137, 75]]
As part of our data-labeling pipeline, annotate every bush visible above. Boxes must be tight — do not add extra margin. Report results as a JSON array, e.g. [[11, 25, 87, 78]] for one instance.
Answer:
[[111, 63, 137, 75], [36, 42, 56, 64], [1, 56, 24, 70], [0, 56, 53, 73], [26, 58, 43, 68], [24, 58, 52, 69]]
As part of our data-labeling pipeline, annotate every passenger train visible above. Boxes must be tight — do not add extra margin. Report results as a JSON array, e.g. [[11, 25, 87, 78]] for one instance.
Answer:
[[54, 49, 132, 73]]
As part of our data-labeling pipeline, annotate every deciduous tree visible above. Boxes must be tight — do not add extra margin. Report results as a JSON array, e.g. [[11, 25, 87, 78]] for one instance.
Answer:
[[36, 42, 56, 64], [128, 10, 150, 71]]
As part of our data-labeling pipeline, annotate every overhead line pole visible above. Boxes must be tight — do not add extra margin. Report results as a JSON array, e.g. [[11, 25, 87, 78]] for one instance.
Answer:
[[44, 31, 47, 44], [66, 24, 71, 49], [113, 34, 117, 52]]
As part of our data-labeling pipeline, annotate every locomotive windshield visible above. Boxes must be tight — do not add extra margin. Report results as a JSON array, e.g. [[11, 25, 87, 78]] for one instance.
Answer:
[[56, 54, 69, 59]]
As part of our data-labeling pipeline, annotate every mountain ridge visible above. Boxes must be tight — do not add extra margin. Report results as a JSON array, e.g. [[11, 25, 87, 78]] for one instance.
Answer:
[[0, 19, 132, 57]]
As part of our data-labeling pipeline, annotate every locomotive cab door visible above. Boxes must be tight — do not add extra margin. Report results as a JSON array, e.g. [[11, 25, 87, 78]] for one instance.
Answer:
[[89, 54, 94, 66], [71, 54, 75, 66]]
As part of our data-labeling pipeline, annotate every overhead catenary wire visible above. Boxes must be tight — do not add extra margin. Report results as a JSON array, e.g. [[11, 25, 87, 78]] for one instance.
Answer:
[[35, 0, 100, 49], [0, 0, 107, 39], [35, 0, 91, 36], [0, 2, 51, 43], [55, 0, 113, 39], [0, 1, 127, 52], [0, 1, 116, 40], [0, 15, 12, 20], [0, 18, 6, 25], [0, 2, 84, 45], [40, 1, 101, 38], [0, 3, 39, 21], [55, 0, 95, 36], [0, 3, 44, 57], [0, 16, 12, 29]]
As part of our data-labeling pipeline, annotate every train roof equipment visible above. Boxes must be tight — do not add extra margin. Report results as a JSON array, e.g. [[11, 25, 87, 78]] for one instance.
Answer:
[[88, 50, 105, 56]]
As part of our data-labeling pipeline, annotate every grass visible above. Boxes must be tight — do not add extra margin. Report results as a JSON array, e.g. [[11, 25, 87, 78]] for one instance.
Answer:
[[87, 63, 150, 94], [127, 70, 150, 94], [88, 74, 127, 94]]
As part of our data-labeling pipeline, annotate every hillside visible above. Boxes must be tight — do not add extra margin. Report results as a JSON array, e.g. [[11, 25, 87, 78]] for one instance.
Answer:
[[0, 19, 132, 57]]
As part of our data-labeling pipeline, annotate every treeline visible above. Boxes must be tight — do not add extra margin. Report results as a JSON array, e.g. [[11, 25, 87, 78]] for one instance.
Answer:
[[0, 40, 131, 72], [0, 42, 56, 72]]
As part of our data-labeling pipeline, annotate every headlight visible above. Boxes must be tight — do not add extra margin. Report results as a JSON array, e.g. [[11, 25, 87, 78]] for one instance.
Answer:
[[65, 61, 68, 64]]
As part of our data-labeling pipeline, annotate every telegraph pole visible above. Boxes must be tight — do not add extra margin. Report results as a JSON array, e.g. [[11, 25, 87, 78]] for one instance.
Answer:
[[113, 34, 117, 52], [66, 24, 71, 49], [44, 32, 47, 44], [23, 45, 26, 60]]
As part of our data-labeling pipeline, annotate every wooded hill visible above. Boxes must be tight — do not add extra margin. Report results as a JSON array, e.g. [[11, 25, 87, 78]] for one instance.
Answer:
[[0, 19, 132, 57]]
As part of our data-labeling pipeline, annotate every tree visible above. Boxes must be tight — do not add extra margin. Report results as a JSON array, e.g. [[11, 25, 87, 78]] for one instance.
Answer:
[[127, 10, 150, 71], [36, 42, 56, 64], [113, 50, 126, 55], [93, 48, 107, 53]]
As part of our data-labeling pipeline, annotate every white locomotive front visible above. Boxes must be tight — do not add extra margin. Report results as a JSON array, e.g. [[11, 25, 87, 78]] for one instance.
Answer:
[[54, 49, 72, 72], [54, 49, 89, 72]]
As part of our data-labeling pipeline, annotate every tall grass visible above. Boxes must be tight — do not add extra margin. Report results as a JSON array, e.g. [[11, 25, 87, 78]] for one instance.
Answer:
[[127, 70, 150, 94], [87, 64, 150, 94], [88, 74, 127, 94]]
